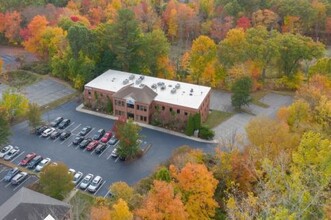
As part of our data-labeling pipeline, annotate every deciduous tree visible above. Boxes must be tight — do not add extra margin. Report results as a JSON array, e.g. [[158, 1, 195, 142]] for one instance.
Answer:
[[110, 199, 133, 220], [27, 102, 42, 130], [135, 180, 188, 220], [0, 90, 29, 122], [231, 76, 252, 110], [0, 110, 10, 146], [39, 163, 74, 200], [90, 206, 111, 220]]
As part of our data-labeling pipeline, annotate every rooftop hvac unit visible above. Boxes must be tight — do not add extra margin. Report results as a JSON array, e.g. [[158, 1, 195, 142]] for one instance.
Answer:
[[135, 78, 142, 84], [151, 84, 157, 89], [123, 79, 129, 85], [175, 83, 180, 89], [161, 85, 166, 90], [171, 88, 177, 94], [157, 82, 165, 86], [129, 74, 135, 80]]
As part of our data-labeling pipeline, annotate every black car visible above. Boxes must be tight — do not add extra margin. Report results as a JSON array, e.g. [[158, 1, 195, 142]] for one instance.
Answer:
[[95, 143, 107, 154], [60, 131, 71, 140], [93, 129, 105, 140], [35, 125, 48, 135], [4, 167, 20, 182], [79, 126, 92, 136], [108, 135, 119, 146], [50, 129, 61, 139], [27, 155, 43, 169], [58, 119, 71, 129], [73, 136, 84, 145], [79, 138, 92, 149], [50, 116, 63, 127]]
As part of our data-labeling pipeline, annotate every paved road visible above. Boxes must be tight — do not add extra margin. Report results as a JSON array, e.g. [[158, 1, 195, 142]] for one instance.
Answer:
[[9, 101, 215, 198], [212, 93, 293, 147]]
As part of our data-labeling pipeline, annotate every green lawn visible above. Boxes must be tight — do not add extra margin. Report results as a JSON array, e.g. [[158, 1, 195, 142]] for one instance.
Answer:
[[69, 191, 95, 220], [203, 110, 234, 128], [251, 90, 270, 108], [0, 70, 41, 88]]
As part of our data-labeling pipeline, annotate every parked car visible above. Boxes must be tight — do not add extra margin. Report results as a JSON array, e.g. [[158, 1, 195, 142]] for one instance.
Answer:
[[35, 125, 48, 135], [79, 138, 92, 149], [100, 132, 112, 143], [72, 136, 84, 145], [95, 143, 107, 154], [58, 119, 71, 129], [86, 140, 99, 151], [79, 126, 92, 136], [68, 168, 76, 176], [35, 158, 51, 172], [80, 173, 94, 189], [4, 167, 20, 182], [0, 145, 13, 158], [72, 171, 83, 185], [93, 129, 105, 140], [87, 176, 103, 193], [60, 131, 71, 140], [50, 129, 61, 139], [11, 172, 28, 185], [19, 153, 36, 166], [4, 147, 20, 161], [110, 147, 118, 158], [50, 116, 63, 127], [108, 136, 118, 146], [42, 127, 56, 137], [27, 155, 43, 169]]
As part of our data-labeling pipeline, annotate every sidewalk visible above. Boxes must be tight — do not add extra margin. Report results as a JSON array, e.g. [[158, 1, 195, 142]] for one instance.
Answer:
[[76, 104, 217, 144]]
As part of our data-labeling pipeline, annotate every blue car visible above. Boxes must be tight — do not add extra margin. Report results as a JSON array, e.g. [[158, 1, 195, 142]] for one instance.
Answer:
[[4, 167, 20, 182]]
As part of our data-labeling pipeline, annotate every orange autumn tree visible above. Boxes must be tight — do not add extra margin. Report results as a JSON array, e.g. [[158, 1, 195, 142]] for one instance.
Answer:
[[90, 206, 112, 220], [0, 11, 22, 43], [135, 180, 188, 220], [170, 163, 218, 220]]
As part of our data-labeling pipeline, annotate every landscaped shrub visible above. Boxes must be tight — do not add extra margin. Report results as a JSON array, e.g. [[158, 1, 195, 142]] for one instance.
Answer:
[[198, 126, 215, 140], [185, 115, 195, 136]]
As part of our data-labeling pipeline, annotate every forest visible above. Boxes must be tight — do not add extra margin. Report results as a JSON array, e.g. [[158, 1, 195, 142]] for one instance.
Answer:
[[0, 0, 330, 219]]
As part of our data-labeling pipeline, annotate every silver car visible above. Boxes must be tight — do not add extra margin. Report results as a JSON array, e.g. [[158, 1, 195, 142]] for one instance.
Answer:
[[35, 158, 51, 172], [79, 173, 94, 189], [42, 127, 56, 137], [4, 147, 20, 161], [87, 176, 103, 193], [0, 145, 13, 158], [11, 172, 28, 185], [72, 171, 83, 185]]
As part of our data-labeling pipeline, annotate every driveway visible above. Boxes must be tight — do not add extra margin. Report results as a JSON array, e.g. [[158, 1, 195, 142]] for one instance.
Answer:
[[9, 100, 215, 198], [212, 92, 293, 147]]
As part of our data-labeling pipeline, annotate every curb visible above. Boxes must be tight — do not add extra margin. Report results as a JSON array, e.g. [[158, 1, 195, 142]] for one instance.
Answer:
[[75, 104, 218, 144]]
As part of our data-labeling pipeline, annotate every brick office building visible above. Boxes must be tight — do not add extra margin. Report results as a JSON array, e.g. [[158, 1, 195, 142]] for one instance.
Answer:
[[83, 69, 211, 126]]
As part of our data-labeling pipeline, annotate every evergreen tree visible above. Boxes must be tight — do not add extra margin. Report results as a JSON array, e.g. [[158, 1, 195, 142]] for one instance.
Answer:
[[231, 77, 253, 110]]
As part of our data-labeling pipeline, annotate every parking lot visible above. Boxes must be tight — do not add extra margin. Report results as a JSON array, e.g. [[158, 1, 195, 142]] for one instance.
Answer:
[[0, 164, 39, 205], [7, 100, 215, 200]]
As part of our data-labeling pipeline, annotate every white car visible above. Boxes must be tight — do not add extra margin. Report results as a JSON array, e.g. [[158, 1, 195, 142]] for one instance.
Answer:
[[68, 168, 76, 175], [11, 172, 28, 185], [110, 148, 118, 158], [72, 171, 83, 185], [0, 145, 13, 158], [87, 176, 103, 193], [35, 158, 51, 172], [42, 127, 56, 137], [79, 173, 94, 189], [4, 147, 20, 161]]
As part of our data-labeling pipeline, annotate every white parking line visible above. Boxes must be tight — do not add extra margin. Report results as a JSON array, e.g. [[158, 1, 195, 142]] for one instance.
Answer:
[[90, 149, 96, 155], [11, 151, 25, 163], [94, 180, 106, 195], [71, 124, 82, 133], [107, 153, 113, 160], [67, 143, 73, 148], [86, 127, 95, 136], [0, 167, 7, 174], [114, 157, 119, 163], [98, 145, 110, 157], [13, 176, 31, 191], [4, 181, 12, 188], [53, 137, 60, 142], [60, 136, 71, 145], [0, 178, 5, 182], [103, 190, 111, 198]]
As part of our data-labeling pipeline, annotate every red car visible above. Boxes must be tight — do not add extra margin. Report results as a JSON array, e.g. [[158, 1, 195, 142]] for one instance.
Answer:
[[19, 153, 36, 166], [100, 132, 112, 143], [86, 140, 99, 151]]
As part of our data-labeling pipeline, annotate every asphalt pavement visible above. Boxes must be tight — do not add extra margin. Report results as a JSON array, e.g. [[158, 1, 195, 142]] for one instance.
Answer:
[[8, 100, 216, 198]]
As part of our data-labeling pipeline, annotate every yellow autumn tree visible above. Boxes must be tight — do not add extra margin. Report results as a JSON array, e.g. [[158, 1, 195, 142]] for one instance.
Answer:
[[135, 180, 188, 220], [187, 35, 219, 87], [110, 198, 133, 220], [90, 206, 111, 220], [170, 163, 218, 220]]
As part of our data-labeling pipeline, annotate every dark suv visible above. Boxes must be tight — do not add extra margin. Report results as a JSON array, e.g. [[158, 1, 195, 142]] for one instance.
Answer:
[[93, 129, 105, 140], [50, 117, 63, 127], [58, 119, 71, 129], [27, 155, 43, 169]]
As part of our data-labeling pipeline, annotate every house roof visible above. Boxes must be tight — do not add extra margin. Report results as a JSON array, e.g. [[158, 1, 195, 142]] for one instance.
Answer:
[[85, 69, 211, 109], [0, 187, 70, 220], [113, 84, 158, 104]]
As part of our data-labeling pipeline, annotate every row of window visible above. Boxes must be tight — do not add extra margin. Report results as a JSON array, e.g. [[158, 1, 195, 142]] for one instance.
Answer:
[[114, 100, 125, 107], [155, 105, 188, 116]]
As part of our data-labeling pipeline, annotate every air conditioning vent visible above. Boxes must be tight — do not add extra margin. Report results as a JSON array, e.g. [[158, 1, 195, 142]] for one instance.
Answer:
[[157, 82, 165, 86], [161, 85, 166, 90], [151, 84, 157, 89], [135, 78, 142, 84], [171, 88, 176, 94], [129, 74, 135, 80], [175, 83, 180, 89], [123, 79, 129, 85]]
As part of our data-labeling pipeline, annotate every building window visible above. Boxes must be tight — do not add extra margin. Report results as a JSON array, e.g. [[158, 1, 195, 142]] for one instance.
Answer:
[[136, 105, 140, 110], [140, 115, 143, 121], [144, 116, 147, 122], [162, 106, 165, 111], [184, 112, 188, 116], [170, 107, 173, 112], [88, 91, 91, 95], [127, 103, 134, 108], [177, 109, 180, 114]]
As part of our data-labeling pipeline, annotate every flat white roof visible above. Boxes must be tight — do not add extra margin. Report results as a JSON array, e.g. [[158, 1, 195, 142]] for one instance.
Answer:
[[85, 69, 211, 109]]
